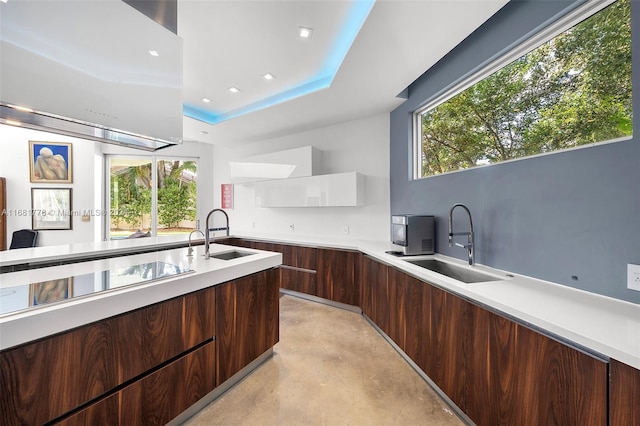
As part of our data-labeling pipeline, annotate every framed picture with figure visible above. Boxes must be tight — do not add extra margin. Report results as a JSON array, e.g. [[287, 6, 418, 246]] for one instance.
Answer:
[[31, 188, 73, 230], [29, 141, 73, 183]]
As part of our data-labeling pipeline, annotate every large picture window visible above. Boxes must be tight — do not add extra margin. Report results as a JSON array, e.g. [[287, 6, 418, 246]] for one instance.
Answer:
[[108, 156, 197, 240], [415, 0, 632, 178]]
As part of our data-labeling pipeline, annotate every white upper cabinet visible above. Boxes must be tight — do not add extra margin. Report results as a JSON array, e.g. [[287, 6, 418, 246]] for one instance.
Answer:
[[254, 172, 364, 207], [229, 146, 322, 183]]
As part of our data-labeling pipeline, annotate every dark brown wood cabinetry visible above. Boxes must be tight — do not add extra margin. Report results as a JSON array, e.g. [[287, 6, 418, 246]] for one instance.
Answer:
[[360, 254, 390, 330], [0, 287, 216, 425], [215, 268, 279, 385], [59, 342, 216, 426], [0, 268, 279, 425], [468, 304, 607, 425], [277, 243, 317, 295], [610, 359, 640, 426], [361, 254, 607, 426], [225, 240, 636, 424], [317, 248, 361, 306], [224, 239, 318, 296], [424, 285, 469, 411]]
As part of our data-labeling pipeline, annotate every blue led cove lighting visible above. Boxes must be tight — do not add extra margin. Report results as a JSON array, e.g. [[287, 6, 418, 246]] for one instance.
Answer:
[[184, 0, 375, 126]]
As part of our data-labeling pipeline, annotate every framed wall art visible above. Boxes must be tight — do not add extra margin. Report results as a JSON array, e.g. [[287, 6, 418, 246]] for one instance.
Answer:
[[31, 188, 73, 230], [29, 141, 73, 183]]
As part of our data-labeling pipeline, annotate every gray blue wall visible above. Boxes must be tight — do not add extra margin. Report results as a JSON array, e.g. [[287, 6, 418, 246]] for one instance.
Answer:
[[390, 0, 640, 303]]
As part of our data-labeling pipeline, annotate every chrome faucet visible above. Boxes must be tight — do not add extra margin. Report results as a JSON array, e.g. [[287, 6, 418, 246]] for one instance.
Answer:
[[448, 203, 474, 265], [204, 208, 229, 259], [187, 229, 205, 256]]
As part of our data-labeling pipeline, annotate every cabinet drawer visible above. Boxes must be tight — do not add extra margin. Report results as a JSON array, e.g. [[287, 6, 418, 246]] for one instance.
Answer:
[[280, 266, 317, 295], [57, 341, 216, 426], [0, 287, 216, 425]]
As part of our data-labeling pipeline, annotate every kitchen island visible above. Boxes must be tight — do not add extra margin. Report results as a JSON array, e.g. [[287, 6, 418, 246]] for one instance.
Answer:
[[0, 242, 282, 425]]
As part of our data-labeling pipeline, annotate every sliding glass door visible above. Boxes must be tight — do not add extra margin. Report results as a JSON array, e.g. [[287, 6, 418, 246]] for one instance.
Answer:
[[107, 156, 197, 240]]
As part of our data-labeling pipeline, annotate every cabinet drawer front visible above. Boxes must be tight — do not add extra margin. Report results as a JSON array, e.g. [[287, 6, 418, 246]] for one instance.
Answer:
[[57, 341, 216, 426], [280, 266, 317, 295], [0, 287, 215, 425]]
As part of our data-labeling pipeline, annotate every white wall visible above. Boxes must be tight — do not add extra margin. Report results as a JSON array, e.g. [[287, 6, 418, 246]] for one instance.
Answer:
[[0, 125, 98, 246], [212, 113, 391, 241], [0, 124, 215, 247]]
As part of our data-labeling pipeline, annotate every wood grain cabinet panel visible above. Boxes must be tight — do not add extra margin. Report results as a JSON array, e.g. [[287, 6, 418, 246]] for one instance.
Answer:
[[610, 359, 640, 426], [58, 342, 216, 426], [292, 245, 317, 270], [425, 285, 468, 412], [359, 255, 376, 318], [280, 266, 317, 295], [238, 240, 318, 297], [364, 258, 391, 335], [363, 261, 392, 336], [55, 393, 120, 426], [392, 269, 431, 366], [467, 304, 607, 426], [0, 287, 216, 425], [280, 244, 317, 296], [317, 248, 361, 306], [215, 268, 279, 385]]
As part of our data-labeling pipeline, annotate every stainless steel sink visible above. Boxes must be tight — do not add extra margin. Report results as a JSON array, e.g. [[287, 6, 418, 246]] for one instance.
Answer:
[[209, 250, 255, 261], [404, 258, 502, 283]]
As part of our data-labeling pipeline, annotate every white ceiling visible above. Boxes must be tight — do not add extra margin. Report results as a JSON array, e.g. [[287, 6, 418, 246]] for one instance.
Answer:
[[179, 0, 508, 147]]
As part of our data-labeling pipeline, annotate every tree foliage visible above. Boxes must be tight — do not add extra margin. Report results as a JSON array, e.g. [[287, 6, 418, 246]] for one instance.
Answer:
[[110, 160, 197, 231], [420, 0, 632, 176], [157, 161, 197, 229]]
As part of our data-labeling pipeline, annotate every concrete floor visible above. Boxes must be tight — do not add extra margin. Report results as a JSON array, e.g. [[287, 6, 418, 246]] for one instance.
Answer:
[[184, 295, 465, 426]]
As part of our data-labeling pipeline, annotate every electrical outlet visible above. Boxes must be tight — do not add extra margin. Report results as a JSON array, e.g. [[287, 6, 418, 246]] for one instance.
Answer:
[[342, 225, 349, 235], [628, 264, 640, 292], [289, 224, 295, 232]]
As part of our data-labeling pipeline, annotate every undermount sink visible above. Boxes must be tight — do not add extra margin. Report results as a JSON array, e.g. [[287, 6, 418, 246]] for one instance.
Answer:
[[404, 258, 502, 283], [209, 250, 255, 261]]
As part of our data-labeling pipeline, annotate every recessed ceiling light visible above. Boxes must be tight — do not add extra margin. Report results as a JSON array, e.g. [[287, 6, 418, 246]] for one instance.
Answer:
[[0, 0, 8, 4], [263, 73, 276, 81], [149, 50, 159, 56], [202, 97, 211, 103], [299, 27, 313, 38], [228, 87, 240, 93]]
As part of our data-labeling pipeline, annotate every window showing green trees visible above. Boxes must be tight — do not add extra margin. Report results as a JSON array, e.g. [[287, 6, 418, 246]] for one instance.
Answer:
[[109, 158, 197, 239], [417, 0, 632, 177]]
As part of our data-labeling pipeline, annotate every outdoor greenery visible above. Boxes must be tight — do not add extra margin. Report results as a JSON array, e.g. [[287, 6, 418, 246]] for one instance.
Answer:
[[157, 161, 197, 229], [419, 0, 632, 177], [110, 160, 197, 232]]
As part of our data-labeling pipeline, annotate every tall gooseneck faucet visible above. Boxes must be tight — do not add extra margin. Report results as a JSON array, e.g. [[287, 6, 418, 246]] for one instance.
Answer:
[[204, 208, 229, 259], [448, 203, 474, 265], [187, 229, 205, 256]]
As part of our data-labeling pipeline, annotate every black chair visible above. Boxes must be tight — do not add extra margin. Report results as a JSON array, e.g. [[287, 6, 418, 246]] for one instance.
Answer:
[[9, 229, 39, 249]]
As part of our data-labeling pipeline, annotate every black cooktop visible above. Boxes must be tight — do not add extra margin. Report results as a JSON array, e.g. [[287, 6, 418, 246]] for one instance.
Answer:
[[0, 261, 193, 317]]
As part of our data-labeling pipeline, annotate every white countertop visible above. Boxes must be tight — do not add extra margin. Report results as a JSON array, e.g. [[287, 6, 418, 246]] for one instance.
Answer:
[[1, 232, 638, 371], [0, 243, 281, 351], [233, 232, 640, 370], [0, 235, 197, 267]]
